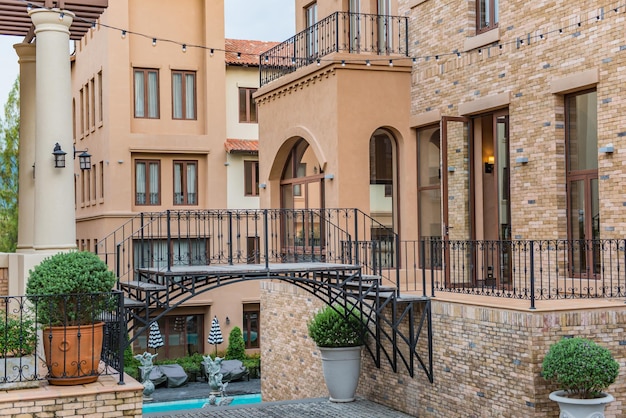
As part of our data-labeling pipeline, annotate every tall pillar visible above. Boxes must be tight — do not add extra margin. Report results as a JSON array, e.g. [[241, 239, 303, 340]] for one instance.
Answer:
[[13, 43, 36, 253], [29, 8, 77, 251]]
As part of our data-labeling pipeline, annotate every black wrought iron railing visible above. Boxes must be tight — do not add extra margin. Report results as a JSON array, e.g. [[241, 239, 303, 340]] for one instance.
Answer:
[[409, 238, 626, 308], [260, 11, 409, 86], [0, 291, 125, 386], [97, 208, 400, 293]]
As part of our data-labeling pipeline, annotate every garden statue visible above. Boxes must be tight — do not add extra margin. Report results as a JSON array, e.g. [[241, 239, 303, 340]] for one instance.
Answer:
[[202, 355, 228, 396], [203, 394, 234, 407], [134, 352, 158, 400]]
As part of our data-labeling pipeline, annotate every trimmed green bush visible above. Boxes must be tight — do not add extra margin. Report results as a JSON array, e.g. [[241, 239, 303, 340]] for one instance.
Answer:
[[307, 304, 366, 347], [0, 312, 37, 356], [225, 326, 246, 360], [542, 337, 620, 399], [26, 251, 117, 326]]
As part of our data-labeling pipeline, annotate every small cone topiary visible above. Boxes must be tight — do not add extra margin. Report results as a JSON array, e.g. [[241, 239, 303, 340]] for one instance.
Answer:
[[226, 326, 246, 360]]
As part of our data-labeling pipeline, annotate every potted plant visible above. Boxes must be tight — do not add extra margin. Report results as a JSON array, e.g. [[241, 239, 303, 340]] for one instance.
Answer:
[[542, 337, 620, 418], [26, 251, 117, 385], [307, 303, 366, 402], [0, 310, 39, 389]]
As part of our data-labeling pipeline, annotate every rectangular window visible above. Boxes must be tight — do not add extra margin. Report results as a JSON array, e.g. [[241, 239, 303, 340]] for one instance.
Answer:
[[85, 169, 90, 205], [134, 238, 208, 269], [305, 2, 318, 58], [238, 87, 258, 123], [85, 83, 90, 133], [132, 314, 204, 358], [90, 77, 96, 129], [135, 160, 160, 205], [244, 160, 260, 196], [243, 303, 260, 349], [417, 125, 442, 269], [134, 68, 159, 118], [79, 87, 85, 136], [172, 71, 196, 120], [99, 160, 104, 199], [97, 71, 103, 124], [477, 0, 499, 33], [173, 161, 198, 205], [91, 163, 97, 201]]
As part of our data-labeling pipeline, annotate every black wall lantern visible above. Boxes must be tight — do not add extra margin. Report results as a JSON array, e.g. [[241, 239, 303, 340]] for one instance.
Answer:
[[74, 146, 92, 171], [52, 143, 66, 168], [51, 143, 91, 170]]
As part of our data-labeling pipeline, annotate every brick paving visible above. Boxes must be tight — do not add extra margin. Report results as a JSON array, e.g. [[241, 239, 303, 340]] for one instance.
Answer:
[[143, 380, 414, 417]]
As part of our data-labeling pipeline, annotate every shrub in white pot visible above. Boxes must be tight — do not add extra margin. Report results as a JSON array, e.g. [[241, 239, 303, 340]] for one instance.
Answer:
[[307, 303, 366, 402], [542, 337, 620, 418]]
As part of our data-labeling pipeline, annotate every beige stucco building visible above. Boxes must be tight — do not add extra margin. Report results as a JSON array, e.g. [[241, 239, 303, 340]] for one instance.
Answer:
[[69, 1, 276, 357]]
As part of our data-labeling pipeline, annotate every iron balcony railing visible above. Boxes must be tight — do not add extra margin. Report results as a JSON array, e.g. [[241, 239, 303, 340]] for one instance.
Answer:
[[97, 208, 401, 295], [0, 291, 125, 386], [260, 11, 409, 86], [406, 238, 626, 309]]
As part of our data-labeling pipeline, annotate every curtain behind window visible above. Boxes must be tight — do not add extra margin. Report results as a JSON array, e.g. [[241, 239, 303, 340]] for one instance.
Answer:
[[186, 74, 195, 119], [148, 72, 158, 118], [174, 163, 182, 204], [136, 162, 146, 204], [173, 73, 182, 119], [149, 162, 159, 204], [187, 163, 197, 204], [134, 71, 145, 117]]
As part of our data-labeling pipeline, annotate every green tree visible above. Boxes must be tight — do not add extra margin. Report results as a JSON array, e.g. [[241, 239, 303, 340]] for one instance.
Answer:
[[225, 326, 246, 361], [0, 77, 19, 253]]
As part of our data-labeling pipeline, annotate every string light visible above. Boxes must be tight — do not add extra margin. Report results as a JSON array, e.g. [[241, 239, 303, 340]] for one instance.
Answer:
[[19, 0, 626, 71], [341, 60, 345, 66], [316, 58, 320, 66]]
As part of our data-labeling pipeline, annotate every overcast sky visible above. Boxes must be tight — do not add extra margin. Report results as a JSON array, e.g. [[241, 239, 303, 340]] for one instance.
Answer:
[[0, 0, 295, 109]]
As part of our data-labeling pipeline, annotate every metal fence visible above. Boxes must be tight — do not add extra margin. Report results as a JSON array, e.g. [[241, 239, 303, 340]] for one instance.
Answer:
[[260, 11, 409, 86], [407, 239, 626, 308], [96, 208, 400, 292], [0, 291, 125, 386]]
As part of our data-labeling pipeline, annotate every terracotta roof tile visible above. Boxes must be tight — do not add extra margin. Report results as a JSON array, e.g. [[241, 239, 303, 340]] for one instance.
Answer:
[[225, 139, 259, 154], [225, 39, 280, 66]]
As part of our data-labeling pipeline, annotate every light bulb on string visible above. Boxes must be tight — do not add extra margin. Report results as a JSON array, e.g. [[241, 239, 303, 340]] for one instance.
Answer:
[[210, 49, 214, 57], [26, 3, 32, 11], [237, 52, 241, 59], [91, 22, 96, 31], [264, 56, 269, 63], [341, 60, 346, 66], [59, 12, 64, 20], [435, 55, 439, 61], [388, 59, 393, 67], [152, 38, 157, 47], [121, 30, 126, 39], [366, 59, 371, 66], [316, 58, 320, 66], [182, 44, 187, 53], [412, 57, 417, 64]]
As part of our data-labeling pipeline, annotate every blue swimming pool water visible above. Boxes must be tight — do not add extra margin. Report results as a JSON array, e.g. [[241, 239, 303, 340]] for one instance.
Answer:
[[143, 393, 262, 414]]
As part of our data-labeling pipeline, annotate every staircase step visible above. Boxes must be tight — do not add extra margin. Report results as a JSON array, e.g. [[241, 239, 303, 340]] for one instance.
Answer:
[[123, 297, 145, 308], [119, 281, 167, 292]]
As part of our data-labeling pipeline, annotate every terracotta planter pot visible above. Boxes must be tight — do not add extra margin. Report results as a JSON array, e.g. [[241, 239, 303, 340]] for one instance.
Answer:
[[43, 322, 104, 385], [549, 390, 614, 418]]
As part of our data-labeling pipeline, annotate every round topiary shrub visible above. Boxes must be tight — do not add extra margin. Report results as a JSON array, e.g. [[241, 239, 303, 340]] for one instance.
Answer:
[[26, 251, 117, 326], [307, 304, 366, 348], [542, 337, 620, 399]]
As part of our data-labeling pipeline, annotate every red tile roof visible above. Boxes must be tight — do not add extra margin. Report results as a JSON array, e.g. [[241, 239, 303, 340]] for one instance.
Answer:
[[225, 139, 259, 154], [225, 39, 280, 66]]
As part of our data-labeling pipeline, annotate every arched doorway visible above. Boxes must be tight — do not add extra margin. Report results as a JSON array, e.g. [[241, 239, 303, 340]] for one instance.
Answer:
[[280, 138, 325, 257], [369, 128, 397, 267]]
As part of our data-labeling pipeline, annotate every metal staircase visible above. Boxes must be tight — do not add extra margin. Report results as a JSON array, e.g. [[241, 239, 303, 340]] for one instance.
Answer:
[[97, 208, 433, 382]]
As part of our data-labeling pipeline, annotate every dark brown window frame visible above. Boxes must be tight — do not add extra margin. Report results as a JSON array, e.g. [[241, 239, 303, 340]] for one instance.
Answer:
[[476, 0, 499, 34], [173, 160, 198, 205], [238, 87, 258, 123], [244, 160, 260, 196], [172, 70, 197, 120], [243, 303, 260, 349], [135, 159, 161, 206], [133, 68, 160, 119]]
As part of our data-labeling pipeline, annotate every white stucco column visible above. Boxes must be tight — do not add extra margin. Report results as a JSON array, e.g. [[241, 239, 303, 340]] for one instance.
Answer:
[[29, 8, 77, 251], [13, 43, 36, 253]]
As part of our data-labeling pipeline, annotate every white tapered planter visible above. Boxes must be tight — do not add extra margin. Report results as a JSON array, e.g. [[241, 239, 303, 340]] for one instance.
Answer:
[[549, 390, 614, 418], [318, 346, 362, 402]]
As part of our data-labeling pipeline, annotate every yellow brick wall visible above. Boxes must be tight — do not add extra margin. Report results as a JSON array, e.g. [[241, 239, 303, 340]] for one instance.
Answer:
[[402, 0, 626, 239], [262, 281, 626, 417]]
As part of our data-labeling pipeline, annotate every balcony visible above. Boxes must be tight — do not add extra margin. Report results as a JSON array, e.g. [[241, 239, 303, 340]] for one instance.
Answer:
[[260, 11, 409, 86]]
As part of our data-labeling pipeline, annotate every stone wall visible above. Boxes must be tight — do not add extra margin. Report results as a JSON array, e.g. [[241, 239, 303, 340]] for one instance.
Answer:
[[0, 375, 143, 418], [261, 281, 626, 417]]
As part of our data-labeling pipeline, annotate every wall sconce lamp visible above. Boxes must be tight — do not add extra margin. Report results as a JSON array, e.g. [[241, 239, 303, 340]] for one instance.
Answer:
[[599, 144, 614, 154], [324, 174, 334, 180], [52, 143, 67, 168], [259, 183, 267, 189], [484, 155, 495, 173], [74, 145, 92, 170], [515, 156, 529, 164], [225, 316, 230, 325]]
